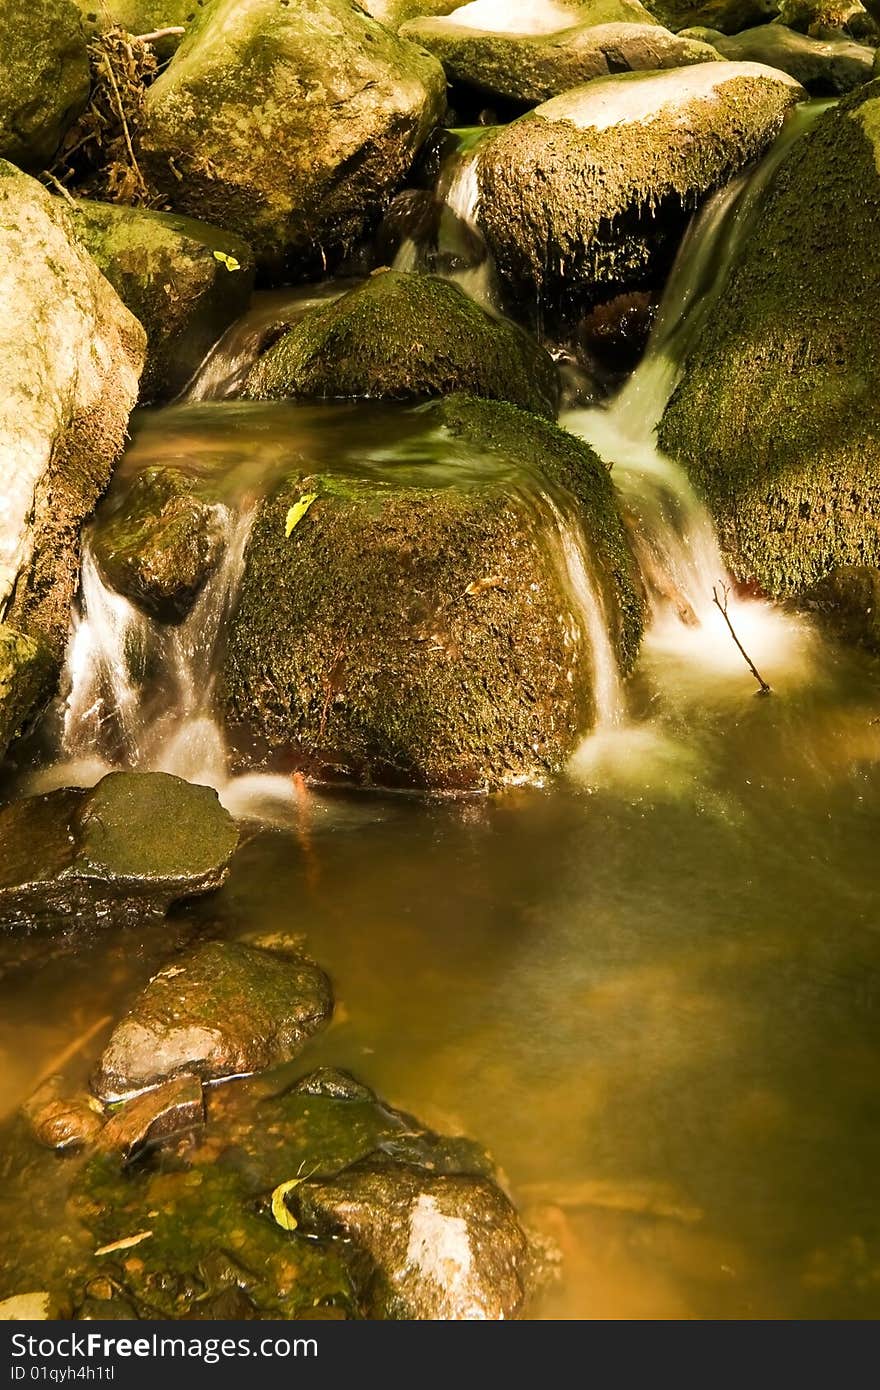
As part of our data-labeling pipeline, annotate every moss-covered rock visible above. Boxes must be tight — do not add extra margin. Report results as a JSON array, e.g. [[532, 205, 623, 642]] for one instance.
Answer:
[[74, 0, 210, 57], [477, 63, 804, 316], [223, 394, 644, 792], [804, 566, 880, 652], [0, 163, 145, 687], [777, 0, 877, 37], [0, 771, 238, 932], [0, 0, 90, 171], [0, 626, 55, 761], [707, 22, 873, 90], [72, 200, 254, 402], [659, 87, 880, 603], [140, 0, 447, 273], [646, 0, 779, 29], [364, 0, 467, 26], [93, 940, 333, 1100], [244, 271, 560, 418], [401, 6, 721, 107], [91, 466, 230, 623]]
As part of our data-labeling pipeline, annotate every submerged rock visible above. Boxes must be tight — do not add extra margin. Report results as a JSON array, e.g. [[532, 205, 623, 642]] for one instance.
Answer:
[[0, 626, 55, 762], [659, 88, 880, 605], [72, 201, 255, 403], [477, 62, 804, 313], [223, 395, 644, 793], [0, 771, 238, 933], [93, 940, 333, 1100], [91, 467, 230, 624], [23, 1078, 104, 1151], [401, 6, 720, 107], [140, 0, 447, 272], [96, 1074, 205, 1157], [0, 163, 144, 690], [706, 22, 873, 91], [295, 1165, 528, 1319], [244, 271, 560, 419], [0, 0, 90, 171]]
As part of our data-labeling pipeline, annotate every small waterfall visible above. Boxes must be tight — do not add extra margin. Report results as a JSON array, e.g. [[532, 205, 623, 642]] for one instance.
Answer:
[[393, 130, 499, 310], [47, 508, 302, 817]]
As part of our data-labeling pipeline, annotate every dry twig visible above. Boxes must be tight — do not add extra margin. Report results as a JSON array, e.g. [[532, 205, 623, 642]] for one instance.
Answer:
[[712, 582, 771, 695]]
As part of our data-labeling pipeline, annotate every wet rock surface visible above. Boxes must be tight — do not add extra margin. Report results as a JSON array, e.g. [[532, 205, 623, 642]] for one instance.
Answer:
[[0, 772, 238, 933], [96, 1074, 205, 1157], [93, 941, 333, 1100], [402, 5, 721, 107], [72, 201, 255, 403], [659, 87, 880, 603], [0, 625, 56, 762], [91, 467, 230, 624], [244, 270, 560, 419], [223, 394, 644, 792], [477, 62, 804, 315], [23, 1078, 105, 1151], [140, 0, 447, 272], [0, 0, 90, 171], [704, 22, 874, 91]]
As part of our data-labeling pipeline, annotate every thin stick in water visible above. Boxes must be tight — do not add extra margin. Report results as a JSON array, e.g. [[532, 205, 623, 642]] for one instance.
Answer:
[[712, 582, 772, 695]]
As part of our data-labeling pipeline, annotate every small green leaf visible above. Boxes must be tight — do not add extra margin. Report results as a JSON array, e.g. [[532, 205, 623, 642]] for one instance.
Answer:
[[213, 250, 241, 271], [285, 493, 318, 537], [270, 1178, 304, 1231]]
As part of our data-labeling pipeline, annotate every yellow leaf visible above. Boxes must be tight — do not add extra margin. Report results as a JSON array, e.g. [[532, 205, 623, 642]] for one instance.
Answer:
[[270, 1178, 304, 1231], [285, 493, 318, 538], [213, 250, 241, 271]]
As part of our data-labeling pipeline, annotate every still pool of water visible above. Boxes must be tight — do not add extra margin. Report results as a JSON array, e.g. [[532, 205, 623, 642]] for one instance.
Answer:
[[2, 614, 880, 1319]]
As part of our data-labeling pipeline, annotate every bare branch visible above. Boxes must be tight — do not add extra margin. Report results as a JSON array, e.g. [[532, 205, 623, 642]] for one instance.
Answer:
[[712, 582, 772, 696]]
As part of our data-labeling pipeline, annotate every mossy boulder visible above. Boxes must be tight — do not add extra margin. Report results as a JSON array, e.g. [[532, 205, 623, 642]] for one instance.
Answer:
[[93, 940, 333, 1100], [401, 4, 721, 107], [75, 0, 211, 57], [707, 22, 873, 90], [223, 395, 644, 793], [476, 63, 804, 316], [645, 0, 779, 29], [804, 566, 880, 652], [777, 0, 877, 37], [140, 0, 447, 273], [0, 626, 55, 762], [244, 271, 560, 419], [72, 201, 255, 402], [0, 0, 90, 171], [91, 466, 230, 623], [0, 163, 144, 687], [659, 87, 880, 603], [364, 0, 467, 26], [0, 771, 238, 932]]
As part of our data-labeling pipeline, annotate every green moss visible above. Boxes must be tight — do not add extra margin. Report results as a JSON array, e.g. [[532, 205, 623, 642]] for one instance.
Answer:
[[222, 395, 644, 792], [0, 0, 89, 170], [0, 624, 56, 759], [478, 68, 802, 310], [659, 87, 880, 598], [244, 271, 560, 419]]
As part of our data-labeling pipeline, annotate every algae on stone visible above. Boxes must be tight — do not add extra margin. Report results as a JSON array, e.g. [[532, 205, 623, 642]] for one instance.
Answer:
[[140, 0, 447, 271], [0, 0, 90, 171], [0, 626, 55, 761], [244, 271, 560, 420], [477, 62, 804, 316], [72, 200, 255, 402], [659, 88, 880, 600], [706, 22, 873, 91]]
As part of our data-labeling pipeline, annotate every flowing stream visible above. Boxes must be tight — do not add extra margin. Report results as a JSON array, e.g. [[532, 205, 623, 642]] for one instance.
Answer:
[[2, 102, 880, 1319]]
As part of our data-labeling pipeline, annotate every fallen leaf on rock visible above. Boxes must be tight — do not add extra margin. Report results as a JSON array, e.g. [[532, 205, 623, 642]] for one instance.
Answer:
[[285, 494, 319, 538], [213, 250, 241, 272]]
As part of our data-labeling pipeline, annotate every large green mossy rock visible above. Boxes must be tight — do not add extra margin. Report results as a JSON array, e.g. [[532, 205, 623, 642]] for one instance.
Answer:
[[402, 2, 721, 107], [0, 626, 56, 761], [364, 0, 467, 26], [72, 201, 255, 402], [776, 0, 877, 37], [645, 0, 778, 29], [705, 22, 873, 91], [0, 771, 238, 932], [140, 0, 447, 272], [476, 63, 803, 315], [91, 466, 229, 623], [223, 395, 644, 793], [659, 87, 880, 601], [244, 271, 560, 419], [0, 0, 90, 171], [93, 940, 333, 1100], [0, 163, 144, 679]]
